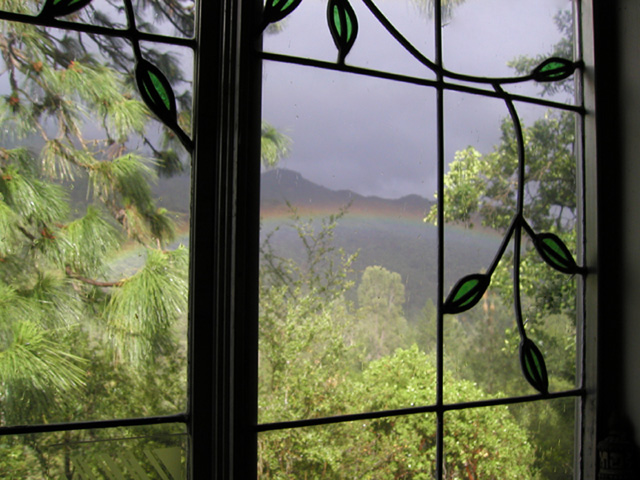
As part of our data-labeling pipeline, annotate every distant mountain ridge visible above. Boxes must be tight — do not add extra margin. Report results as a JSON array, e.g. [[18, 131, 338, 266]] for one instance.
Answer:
[[260, 168, 434, 219]]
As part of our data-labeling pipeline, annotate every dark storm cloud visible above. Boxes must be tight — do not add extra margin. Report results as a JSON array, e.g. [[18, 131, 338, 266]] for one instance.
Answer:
[[262, 0, 571, 198]]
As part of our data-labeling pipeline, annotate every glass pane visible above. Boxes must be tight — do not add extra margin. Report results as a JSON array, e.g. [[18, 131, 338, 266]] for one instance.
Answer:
[[442, 0, 574, 92], [259, 0, 582, 474], [0, 423, 187, 478], [440, 93, 577, 400], [259, 414, 437, 478], [0, 0, 43, 15], [29, 0, 129, 27], [262, 0, 436, 79], [134, 0, 195, 38], [445, 399, 575, 478], [0, 18, 191, 426], [260, 61, 437, 422]]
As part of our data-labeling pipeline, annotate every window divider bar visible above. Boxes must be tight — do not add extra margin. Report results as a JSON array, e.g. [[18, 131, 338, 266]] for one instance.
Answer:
[[434, 0, 445, 478], [578, 0, 599, 477], [188, 0, 225, 477], [255, 389, 585, 433], [0, 414, 188, 437], [189, 0, 262, 477], [0, 9, 196, 48], [258, 51, 585, 114], [574, 0, 588, 476]]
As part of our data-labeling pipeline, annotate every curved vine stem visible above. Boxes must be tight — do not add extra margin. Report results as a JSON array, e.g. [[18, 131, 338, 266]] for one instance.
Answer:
[[494, 83, 528, 339], [123, 0, 193, 152], [361, 0, 550, 85], [485, 215, 516, 277]]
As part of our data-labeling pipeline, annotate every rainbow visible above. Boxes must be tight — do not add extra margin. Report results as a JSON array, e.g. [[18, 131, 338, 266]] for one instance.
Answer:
[[259, 201, 502, 247]]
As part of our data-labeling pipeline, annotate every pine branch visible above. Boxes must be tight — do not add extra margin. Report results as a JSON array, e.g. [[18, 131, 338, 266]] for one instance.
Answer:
[[17, 224, 35, 241], [65, 265, 124, 287], [143, 136, 162, 156], [149, 1, 193, 37]]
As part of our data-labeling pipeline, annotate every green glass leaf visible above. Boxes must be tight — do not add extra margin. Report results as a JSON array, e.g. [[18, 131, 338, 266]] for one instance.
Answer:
[[519, 338, 549, 394], [531, 57, 576, 82], [443, 273, 490, 314], [533, 232, 579, 274], [135, 60, 177, 127], [327, 0, 358, 64], [39, 0, 93, 18], [262, 0, 303, 29]]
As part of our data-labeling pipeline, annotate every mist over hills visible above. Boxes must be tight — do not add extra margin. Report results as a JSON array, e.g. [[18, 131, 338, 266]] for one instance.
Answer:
[[260, 169, 499, 321], [148, 168, 499, 320], [261, 168, 431, 219]]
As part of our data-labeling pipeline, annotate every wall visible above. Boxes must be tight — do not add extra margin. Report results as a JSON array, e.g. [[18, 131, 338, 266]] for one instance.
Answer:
[[619, 0, 640, 446]]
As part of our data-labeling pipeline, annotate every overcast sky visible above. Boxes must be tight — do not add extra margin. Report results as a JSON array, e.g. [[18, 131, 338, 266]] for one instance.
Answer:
[[261, 0, 573, 198]]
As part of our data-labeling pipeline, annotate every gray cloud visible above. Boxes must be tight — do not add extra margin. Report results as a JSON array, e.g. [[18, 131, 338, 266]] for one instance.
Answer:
[[262, 0, 572, 198]]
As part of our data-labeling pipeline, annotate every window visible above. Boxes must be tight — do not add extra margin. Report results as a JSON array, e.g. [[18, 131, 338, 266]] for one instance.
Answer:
[[0, 0, 598, 479], [254, 0, 597, 478], [0, 0, 197, 477]]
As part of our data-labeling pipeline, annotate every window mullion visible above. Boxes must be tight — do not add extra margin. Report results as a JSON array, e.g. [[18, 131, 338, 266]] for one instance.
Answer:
[[189, 0, 262, 477]]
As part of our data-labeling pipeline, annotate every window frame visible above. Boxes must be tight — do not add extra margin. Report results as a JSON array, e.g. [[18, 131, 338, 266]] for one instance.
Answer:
[[576, 0, 598, 477], [197, 0, 600, 478], [188, 0, 262, 477], [0, 0, 601, 477]]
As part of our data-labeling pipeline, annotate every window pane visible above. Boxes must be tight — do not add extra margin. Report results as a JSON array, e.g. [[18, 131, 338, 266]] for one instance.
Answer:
[[258, 0, 583, 475], [0, 0, 41, 15], [0, 16, 192, 426], [260, 60, 437, 422], [0, 423, 187, 478], [259, 414, 437, 478], [445, 399, 576, 478], [133, 1, 195, 38]]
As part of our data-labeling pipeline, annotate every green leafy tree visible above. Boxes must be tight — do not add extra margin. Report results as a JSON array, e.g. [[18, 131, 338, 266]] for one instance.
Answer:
[[426, 110, 576, 233], [355, 265, 409, 361], [259, 341, 539, 478], [258, 212, 362, 477], [257, 212, 542, 478], [351, 346, 538, 479]]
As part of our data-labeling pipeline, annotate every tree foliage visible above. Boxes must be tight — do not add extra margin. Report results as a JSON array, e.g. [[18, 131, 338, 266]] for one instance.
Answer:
[[355, 265, 409, 361], [262, 121, 292, 169], [258, 215, 542, 479], [426, 111, 576, 233], [0, 1, 192, 476]]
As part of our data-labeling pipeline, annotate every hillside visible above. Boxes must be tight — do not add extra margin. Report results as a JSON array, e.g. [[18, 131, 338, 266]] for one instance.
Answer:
[[110, 168, 499, 320], [260, 169, 501, 321], [261, 168, 430, 220]]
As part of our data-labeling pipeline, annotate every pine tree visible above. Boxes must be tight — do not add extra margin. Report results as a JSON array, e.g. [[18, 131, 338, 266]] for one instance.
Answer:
[[0, 0, 193, 474]]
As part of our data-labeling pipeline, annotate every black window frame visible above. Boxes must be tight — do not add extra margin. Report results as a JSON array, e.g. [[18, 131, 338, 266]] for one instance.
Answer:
[[188, 1, 262, 477]]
